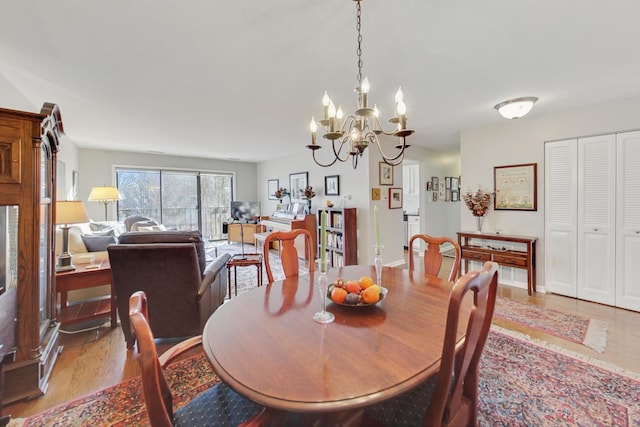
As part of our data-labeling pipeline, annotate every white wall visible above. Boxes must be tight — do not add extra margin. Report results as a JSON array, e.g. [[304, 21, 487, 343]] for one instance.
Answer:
[[461, 95, 640, 291], [406, 146, 461, 243]]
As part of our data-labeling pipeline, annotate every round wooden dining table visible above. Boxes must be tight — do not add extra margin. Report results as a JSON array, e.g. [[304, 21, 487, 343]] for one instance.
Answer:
[[202, 264, 468, 419]]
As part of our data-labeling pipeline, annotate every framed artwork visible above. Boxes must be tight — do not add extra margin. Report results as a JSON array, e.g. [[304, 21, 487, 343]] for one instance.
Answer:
[[451, 190, 459, 202], [494, 163, 537, 211], [325, 175, 340, 196], [438, 182, 445, 200], [426, 181, 432, 191], [431, 176, 439, 188], [445, 190, 451, 201], [445, 176, 451, 189], [379, 162, 394, 185], [389, 187, 403, 209], [268, 179, 279, 200], [432, 192, 438, 202], [451, 176, 459, 190], [371, 187, 381, 201], [289, 171, 308, 202]]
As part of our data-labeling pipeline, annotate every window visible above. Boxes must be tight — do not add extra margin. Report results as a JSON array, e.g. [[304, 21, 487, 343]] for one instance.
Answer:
[[116, 168, 233, 239]]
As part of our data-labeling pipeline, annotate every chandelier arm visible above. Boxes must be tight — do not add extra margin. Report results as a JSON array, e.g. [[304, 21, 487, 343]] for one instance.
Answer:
[[370, 116, 402, 136], [311, 148, 342, 168], [331, 139, 353, 162], [367, 133, 407, 166]]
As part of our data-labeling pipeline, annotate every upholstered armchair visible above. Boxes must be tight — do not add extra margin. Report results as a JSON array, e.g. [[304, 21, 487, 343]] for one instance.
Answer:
[[108, 230, 230, 348]]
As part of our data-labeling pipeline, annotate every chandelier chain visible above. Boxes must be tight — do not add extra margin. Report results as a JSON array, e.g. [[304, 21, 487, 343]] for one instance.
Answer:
[[356, 1, 363, 86]]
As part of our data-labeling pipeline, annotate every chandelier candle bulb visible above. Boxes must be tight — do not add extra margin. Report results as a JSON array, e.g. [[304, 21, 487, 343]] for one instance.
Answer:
[[310, 118, 317, 145], [323, 92, 330, 120], [320, 210, 327, 264]]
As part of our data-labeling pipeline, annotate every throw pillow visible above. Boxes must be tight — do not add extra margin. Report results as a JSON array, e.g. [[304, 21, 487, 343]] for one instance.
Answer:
[[131, 220, 158, 231], [89, 222, 112, 232], [81, 235, 116, 252]]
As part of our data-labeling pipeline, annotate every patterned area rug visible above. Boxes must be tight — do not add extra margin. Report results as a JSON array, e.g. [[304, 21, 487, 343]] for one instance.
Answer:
[[21, 354, 220, 426], [21, 328, 640, 426], [494, 296, 608, 353]]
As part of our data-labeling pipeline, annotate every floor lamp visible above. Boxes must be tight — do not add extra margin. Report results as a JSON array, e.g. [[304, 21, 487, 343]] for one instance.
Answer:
[[56, 200, 90, 272], [88, 186, 122, 221]]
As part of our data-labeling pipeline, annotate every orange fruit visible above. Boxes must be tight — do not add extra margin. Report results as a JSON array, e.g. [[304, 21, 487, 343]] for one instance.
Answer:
[[359, 276, 374, 288], [331, 287, 348, 304], [345, 280, 362, 294], [362, 285, 381, 304]]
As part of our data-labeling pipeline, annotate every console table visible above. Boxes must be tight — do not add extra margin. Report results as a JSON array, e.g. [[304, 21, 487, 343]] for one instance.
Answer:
[[457, 232, 537, 295]]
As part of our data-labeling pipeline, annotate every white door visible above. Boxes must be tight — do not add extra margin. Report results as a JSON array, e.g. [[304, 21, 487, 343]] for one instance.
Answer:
[[616, 131, 640, 311], [577, 134, 616, 305], [544, 139, 578, 297]]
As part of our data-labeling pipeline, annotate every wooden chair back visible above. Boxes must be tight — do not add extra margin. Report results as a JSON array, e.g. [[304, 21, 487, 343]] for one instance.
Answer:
[[129, 291, 174, 427], [408, 234, 461, 282], [263, 229, 315, 283], [423, 261, 499, 426], [129, 291, 204, 427]]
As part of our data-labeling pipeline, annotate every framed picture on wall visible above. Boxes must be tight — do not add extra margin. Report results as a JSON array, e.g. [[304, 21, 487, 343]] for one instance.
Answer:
[[268, 179, 279, 200], [289, 172, 308, 202], [379, 162, 394, 185], [325, 175, 340, 196], [451, 176, 459, 190], [431, 176, 439, 189], [451, 190, 459, 202], [494, 163, 537, 211], [389, 187, 403, 209], [426, 181, 432, 191]]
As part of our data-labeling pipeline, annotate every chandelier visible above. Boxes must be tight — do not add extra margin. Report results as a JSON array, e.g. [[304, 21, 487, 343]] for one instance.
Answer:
[[306, 0, 414, 169]]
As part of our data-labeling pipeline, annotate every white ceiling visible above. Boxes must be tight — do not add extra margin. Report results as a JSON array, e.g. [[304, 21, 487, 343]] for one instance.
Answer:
[[2, 1, 640, 163]]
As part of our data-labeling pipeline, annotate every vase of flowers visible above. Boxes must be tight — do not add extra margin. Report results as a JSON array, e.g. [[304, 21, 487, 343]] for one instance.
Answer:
[[274, 187, 289, 203], [300, 186, 316, 212], [462, 187, 494, 232]]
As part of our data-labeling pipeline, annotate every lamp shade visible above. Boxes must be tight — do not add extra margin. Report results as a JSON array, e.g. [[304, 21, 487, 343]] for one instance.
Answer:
[[88, 186, 123, 202], [56, 200, 90, 225], [494, 97, 538, 119]]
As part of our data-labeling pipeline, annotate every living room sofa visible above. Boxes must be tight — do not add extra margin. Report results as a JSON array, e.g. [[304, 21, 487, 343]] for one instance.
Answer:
[[108, 230, 230, 348]]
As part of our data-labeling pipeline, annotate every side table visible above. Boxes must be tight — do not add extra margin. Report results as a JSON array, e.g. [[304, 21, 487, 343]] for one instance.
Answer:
[[227, 253, 263, 298], [55, 261, 117, 328]]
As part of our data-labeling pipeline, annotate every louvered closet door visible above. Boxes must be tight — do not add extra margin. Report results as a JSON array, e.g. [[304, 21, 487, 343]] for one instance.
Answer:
[[544, 139, 578, 297], [577, 134, 616, 305], [616, 131, 640, 311]]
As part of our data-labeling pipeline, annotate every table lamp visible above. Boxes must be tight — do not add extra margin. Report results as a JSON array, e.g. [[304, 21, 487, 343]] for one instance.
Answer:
[[88, 186, 122, 221], [56, 200, 90, 272]]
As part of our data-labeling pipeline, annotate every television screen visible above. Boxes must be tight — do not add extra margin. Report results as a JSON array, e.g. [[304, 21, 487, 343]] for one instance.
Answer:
[[231, 201, 261, 222]]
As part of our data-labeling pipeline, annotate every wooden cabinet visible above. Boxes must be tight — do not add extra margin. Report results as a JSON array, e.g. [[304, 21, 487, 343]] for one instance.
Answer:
[[0, 104, 64, 404], [227, 223, 265, 245], [318, 208, 357, 267], [457, 232, 537, 295]]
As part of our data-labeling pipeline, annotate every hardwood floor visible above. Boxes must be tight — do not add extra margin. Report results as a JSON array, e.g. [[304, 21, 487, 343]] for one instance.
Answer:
[[5, 255, 640, 420]]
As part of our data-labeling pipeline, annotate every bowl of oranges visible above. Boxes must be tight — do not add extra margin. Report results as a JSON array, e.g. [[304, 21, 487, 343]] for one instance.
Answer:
[[327, 275, 385, 306]]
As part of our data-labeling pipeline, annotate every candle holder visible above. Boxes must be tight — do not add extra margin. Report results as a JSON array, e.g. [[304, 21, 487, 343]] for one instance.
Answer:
[[373, 245, 387, 295], [313, 259, 335, 324]]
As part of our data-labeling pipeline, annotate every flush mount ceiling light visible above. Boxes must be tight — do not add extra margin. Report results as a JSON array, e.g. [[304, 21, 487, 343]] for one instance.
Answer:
[[494, 97, 539, 119], [306, 0, 414, 169]]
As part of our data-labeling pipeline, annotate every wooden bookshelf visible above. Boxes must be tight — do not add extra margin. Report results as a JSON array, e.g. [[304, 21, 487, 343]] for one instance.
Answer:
[[317, 208, 357, 267]]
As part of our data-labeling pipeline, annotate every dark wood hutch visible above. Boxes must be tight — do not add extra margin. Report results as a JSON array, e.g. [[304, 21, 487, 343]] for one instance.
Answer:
[[0, 103, 64, 405]]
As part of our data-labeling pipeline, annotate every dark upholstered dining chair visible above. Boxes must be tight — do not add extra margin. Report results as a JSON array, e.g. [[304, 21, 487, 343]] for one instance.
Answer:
[[263, 229, 315, 284], [408, 234, 461, 282], [128, 291, 266, 427], [363, 261, 499, 427]]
